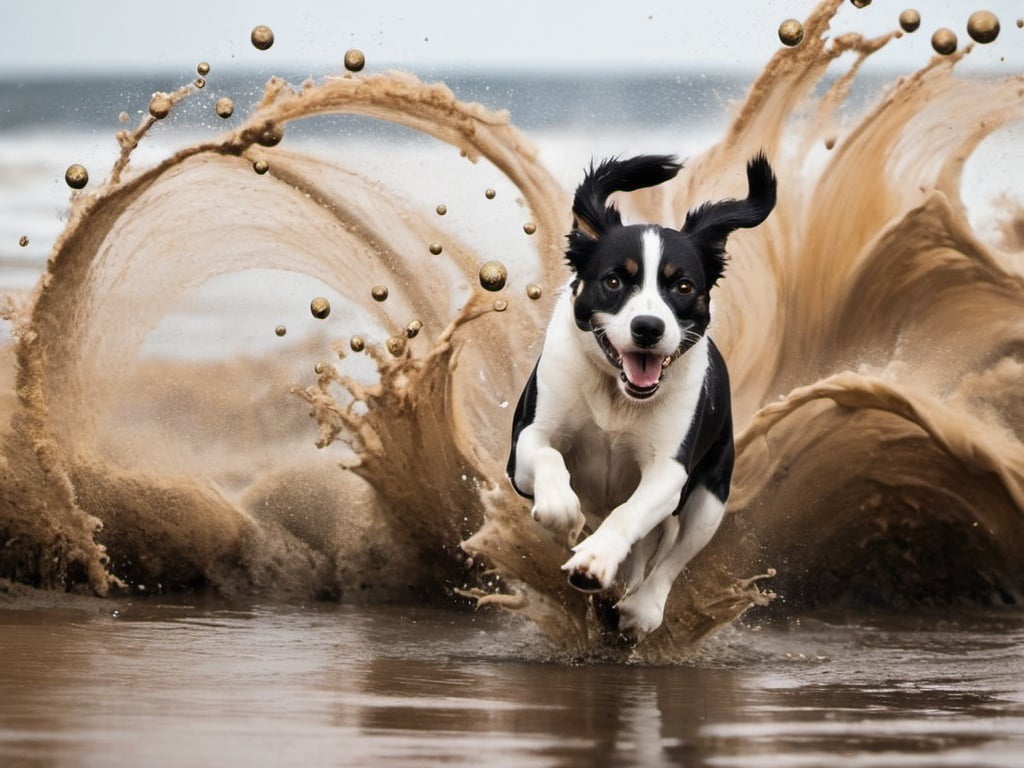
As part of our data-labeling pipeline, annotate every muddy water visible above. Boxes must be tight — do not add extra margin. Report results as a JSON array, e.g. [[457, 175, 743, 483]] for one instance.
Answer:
[[1, 599, 1023, 767]]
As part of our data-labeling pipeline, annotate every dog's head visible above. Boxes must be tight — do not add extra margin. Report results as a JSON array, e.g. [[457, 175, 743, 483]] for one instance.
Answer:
[[565, 153, 776, 400]]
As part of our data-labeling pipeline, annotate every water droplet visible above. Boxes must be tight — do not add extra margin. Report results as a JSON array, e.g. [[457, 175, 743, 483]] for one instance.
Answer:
[[149, 94, 172, 119], [253, 159, 269, 175], [18, 235, 28, 247], [525, 283, 542, 300], [275, 324, 287, 337], [931, 27, 958, 55], [197, 61, 211, 76], [435, 203, 447, 216], [118, 111, 129, 123], [428, 242, 443, 255], [493, 299, 509, 312], [967, 11, 1000, 44], [314, 361, 327, 375], [194, 77, 206, 89], [371, 285, 389, 302], [523, 221, 536, 235], [64, 164, 88, 189], [386, 335, 406, 356], [778, 19, 804, 47], [350, 336, 365, 352], [251, 25, 274, 50], [478, 261, 508, 292], [344, 49, 366, 72], [850, 0, 870, 8], [215, 97, 234, 119], [899, 9, 921, 33], [406, 319, 423, 338], [310, 297, 331, 319], [484, 188, 496, 200]]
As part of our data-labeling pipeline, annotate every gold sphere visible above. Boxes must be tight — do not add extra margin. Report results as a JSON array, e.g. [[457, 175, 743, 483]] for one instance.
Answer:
[[256, 122, 284, 147], [344, 49, 366, 72], [428, 242, 443, 255], [118, 111, 129, 123], [215, 97, 234, 118], [1018, 19, 1023, 29], [251, 25, 275, 50], [435, 203, 447, 216], [253, 159, 269, 175], [493, 300, 509, 312], [899, 9, 921, 33], [350, 336, 365, 352], [314, 361, 327, 375], [478, 261, 508, 292], [526, 283, 542, 300], [824, 135, 837, 150], [274, 324, 287, 337], [405, 319, 423, 338], [371, 285, 389, 302], [310, 297, 331, 319], [850, 0, 870, 7], [197, 61, 211, 76], [967, 11, 1000, 44], [778, 19, 804, 47], [386, 335, 406, 356], [194, 77, 206, 89], [931, 27, 958, 55], [18, 235, 29, 247], [149, 94, 172, 119], [484, 188, 496, 200], [523, 221, 537, 235], [64, 164, 89, 189]]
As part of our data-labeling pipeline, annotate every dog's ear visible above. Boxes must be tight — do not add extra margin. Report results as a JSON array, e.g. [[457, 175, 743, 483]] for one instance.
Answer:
[[681, 152, 777, 286], [566, 155, 683, 272]]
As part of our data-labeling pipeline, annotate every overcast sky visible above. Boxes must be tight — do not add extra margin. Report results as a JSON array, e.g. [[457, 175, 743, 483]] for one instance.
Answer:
[[6, 1, 1024, 77]]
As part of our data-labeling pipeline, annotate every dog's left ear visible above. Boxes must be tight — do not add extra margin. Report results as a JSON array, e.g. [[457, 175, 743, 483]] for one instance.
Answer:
[[681, 152, 777, 286]]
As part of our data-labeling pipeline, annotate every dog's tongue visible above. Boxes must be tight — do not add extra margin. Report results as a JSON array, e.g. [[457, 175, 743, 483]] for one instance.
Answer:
[[621, 352, 663, 389]]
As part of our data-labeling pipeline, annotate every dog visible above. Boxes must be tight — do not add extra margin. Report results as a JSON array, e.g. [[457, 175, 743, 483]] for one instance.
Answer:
[[506, 152, 776, 638]]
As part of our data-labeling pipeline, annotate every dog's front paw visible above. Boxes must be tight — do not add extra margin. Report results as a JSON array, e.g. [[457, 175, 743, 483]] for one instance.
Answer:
[[531, 482, 584, 545], [616, 591, 668, 638], [561, 528, 629, 593]]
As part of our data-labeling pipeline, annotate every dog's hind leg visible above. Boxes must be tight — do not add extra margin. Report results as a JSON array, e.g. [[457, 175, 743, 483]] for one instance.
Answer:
[[616, 485, 726, 637]]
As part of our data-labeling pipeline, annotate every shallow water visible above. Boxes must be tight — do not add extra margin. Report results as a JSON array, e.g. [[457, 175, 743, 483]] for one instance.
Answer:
[[1, 599, 1023, 767]]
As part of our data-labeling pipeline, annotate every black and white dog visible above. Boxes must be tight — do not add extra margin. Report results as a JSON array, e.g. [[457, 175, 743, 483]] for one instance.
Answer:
[[507, 153, 776, 637]]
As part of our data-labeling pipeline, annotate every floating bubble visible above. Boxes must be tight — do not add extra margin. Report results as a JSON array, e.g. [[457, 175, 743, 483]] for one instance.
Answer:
[[484, 188, 496, 200], [118, 111, 129, 123], [64, 164, 88, 189], [824, 135, 837, 150], [428, 242, 443, 255], [253, 159, 269, 175], [778, 19, 804, 46], [215, 97, 234, 119], [435, 203, 447, 216], [194, 77, 206, 89], [851, 0, 871, 8], [256, 122, 284, 147], [371, 285, 389, 302], [478, 261, 508, 292], [523, 221, 537, 235], [344, 49, 366, 72], [310, 297, 331, 319], [526, 283, 542, 300], [149, 94, 172, 119], [386, 336, 406, 356], [1018, 19, 1023, 29], [251, 25, 274, 50], [967, 11, 1000, 44], [197, 61, 211, 76], [350, 336, 365, 352], [18, 235, 29, 247], [314, 362, 327, 375], [275, 325, 287, 337], [931, 27, 958, 55], [493, 300, 509, 312], [899, 9, 921, 33], [406, 319, 423, 338]]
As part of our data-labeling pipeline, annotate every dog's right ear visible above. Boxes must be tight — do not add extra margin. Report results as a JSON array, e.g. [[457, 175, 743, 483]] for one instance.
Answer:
[[566, 155, 682, 272]]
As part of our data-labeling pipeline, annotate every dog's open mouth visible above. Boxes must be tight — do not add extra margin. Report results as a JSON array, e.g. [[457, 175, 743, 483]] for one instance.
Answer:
[[596, 333, 675, 400]]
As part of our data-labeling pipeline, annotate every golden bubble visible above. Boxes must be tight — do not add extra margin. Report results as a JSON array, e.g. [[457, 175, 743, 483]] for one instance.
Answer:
[[253, 159, 269, 175], [310, 297, 331, 319], [194, 77, 206, 89], [967, 11, 1000, 44], [478, 261, 508, 292], [64, 164, 88, 189], [526, 283, 542, 300], [824, 135, 836, 150], [344, 49, 366, 72], [435, 203, 447, 216], [251, 25, 274, 50], [406, 319, 423, 338], [1018, 18, 1023, 29], [428, 242, 443, 255], [149, 94, 172, 119], [197, 61, 211, 76], [350, 336, 365, 352], [493, 300, 509, 312], [931, 27, 958, 55], [256, 122, 284, 147], [314, 361, 327, 375], [274, 324, 286, 337], [850, 0, 870, 8], [386, 335, 406, 356], [899, 9, 921, 33], [118, 111, 129, 123], [371, 285, 389, 302], [523, 221, 537, 235], [778, 19, 804, 46], [484, 188, 496, 200], [18, 235, 29, 248], [215, 97, 234, 119]]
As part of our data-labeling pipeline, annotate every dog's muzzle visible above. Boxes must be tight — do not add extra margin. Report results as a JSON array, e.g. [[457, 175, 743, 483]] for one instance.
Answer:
[[595, 328, 681, 400]]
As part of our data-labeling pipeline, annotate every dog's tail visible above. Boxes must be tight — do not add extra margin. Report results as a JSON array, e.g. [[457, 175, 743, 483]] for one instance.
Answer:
[[571, 155, 683, 239]]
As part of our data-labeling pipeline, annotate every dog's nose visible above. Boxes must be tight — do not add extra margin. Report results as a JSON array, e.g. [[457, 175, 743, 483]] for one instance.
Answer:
[[630, 315, 665, 348]]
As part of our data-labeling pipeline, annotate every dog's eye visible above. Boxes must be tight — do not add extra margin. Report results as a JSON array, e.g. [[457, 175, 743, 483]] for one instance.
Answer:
[[603, 274, 622, 291], [675, 279, 694, 295]]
